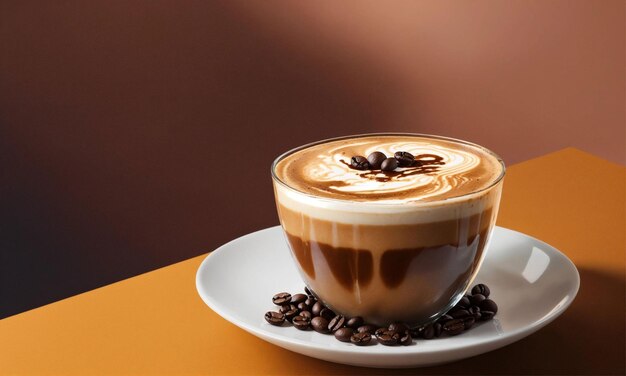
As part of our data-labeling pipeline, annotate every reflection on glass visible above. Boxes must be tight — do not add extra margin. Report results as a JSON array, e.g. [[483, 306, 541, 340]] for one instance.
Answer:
[[521, 246, 550, 283]]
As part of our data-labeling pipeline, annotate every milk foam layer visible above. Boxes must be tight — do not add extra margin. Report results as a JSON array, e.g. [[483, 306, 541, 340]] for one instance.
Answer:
[[272, 134, 504, 225], [274, 134, 504, 203]]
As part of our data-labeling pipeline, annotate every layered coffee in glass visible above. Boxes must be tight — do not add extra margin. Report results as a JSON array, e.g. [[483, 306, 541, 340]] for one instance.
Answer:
[[271, 134, 505, 326]]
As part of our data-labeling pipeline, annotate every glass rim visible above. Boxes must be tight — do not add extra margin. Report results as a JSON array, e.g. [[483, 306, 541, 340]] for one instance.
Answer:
[[271, 132, 506, 206]]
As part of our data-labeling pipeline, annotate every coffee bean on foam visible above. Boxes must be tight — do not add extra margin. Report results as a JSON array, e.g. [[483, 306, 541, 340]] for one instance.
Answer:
[[350, 156, 369, 170], [367, 151, 386, 169], [263, 284, 498, 346], [380, 157, 398, 171], [394, 151, 415, 167]]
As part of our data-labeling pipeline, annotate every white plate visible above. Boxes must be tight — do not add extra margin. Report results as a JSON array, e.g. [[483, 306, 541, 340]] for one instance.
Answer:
[[196, 226, 579, 368]]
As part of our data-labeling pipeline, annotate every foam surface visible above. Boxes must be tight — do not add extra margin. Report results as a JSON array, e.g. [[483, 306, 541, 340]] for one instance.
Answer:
[[274, 134, 504, 203]]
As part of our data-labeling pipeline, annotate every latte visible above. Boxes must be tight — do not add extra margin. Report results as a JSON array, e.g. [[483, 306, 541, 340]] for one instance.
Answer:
[[272, 134, 504, 325]]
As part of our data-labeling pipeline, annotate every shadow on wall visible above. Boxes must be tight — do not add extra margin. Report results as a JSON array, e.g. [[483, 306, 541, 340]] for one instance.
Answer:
[[0, 1, 405, 318], [227, 0, 626, 165]]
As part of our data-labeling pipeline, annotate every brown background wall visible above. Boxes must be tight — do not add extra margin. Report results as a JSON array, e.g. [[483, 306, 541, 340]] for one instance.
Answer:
[[1, 0, 624, 318]]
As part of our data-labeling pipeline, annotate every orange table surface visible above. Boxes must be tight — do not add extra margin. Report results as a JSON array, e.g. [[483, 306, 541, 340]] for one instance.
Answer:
[[1, 148, 624, 375]]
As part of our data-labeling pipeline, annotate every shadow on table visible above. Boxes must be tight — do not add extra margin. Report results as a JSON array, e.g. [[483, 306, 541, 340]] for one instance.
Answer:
[[259, 267, 625, 375]]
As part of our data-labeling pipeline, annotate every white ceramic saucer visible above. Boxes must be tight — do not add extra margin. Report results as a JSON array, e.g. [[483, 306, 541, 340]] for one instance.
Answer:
[[196, 226, 579, 368]]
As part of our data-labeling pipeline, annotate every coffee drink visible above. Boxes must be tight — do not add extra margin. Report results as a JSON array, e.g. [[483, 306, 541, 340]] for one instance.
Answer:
[[271, 134, 504, 326]]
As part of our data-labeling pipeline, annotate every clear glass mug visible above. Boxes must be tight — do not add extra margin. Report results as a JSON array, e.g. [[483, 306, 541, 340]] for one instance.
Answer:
[[271, 134, 505, 326]]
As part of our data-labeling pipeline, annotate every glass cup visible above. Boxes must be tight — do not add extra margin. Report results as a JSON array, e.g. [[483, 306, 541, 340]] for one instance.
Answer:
[[271, 133, 505, 326]]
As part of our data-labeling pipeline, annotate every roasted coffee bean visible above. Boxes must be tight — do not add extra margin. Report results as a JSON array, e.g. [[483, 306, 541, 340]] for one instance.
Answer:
[[367, 151, 387, 169], [470, 294, 486, 306], [319, 308, 335, 321], [272, 292, 291, 305], [421, 324, 435, 339], [284, 308, 299, 322], [304, 297, 317, 308], [394, 151, 415, 167], [299, 310, 313, 320], [357, 324, 378, 334], [450, 309, 470, 319], [328, 315, 346, 332], [374, 327, 387, 338], [334, 327, 354, 342], [457, 296, 471, 309], [297, 302, 309, 312], [443, 319, 465, 336], [400, 331, 412, 346], [437, 314, 454, 324], [350, 332, 372, 346], [292, 315, 311, 330], [350, 156, 370, 170], [389, 330, 402, 341], [311, 301, 324, 317], [311, 316, 330, 333], [388, 322, 409, 333], [304, 286, 313, 296], [471, 284, 490, 297], [291, 293, 307, 305], [279, 304, 296, 314], [377, 330, 400, 346], [279, 304, 299, 322], [265, 288, 498, 344], [479, 299, 498, 314], [264, 311, 285, 326], [469, 306, 481, 320], [381, 157, 398, 171], [433, 322, 443, 338], [346, 316, 364, 329]]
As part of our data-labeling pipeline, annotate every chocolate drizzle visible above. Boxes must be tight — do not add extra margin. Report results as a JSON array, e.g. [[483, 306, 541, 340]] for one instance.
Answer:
[[341, 154, 445, 183]]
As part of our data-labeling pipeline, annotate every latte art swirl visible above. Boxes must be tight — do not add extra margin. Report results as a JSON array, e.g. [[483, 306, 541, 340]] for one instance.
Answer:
[[274, 135, 503, 203]]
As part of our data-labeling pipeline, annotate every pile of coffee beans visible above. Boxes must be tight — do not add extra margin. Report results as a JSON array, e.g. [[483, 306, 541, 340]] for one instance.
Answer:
[[263, 284, 497, 346], [350, 151, 416, 172]]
